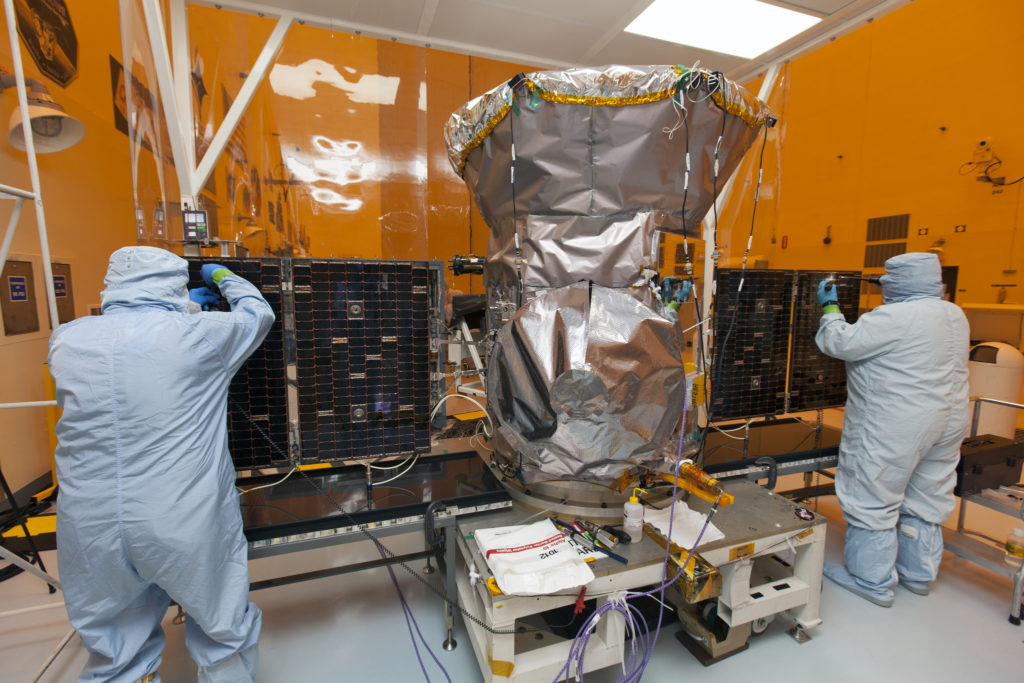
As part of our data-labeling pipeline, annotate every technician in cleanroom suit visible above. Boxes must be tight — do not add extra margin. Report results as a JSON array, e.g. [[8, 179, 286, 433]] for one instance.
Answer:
[[48, 247, 274, 681], [815, 252, 968, 607]]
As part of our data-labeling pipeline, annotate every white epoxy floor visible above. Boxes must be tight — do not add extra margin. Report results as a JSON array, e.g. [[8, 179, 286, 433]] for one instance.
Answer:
[[3, 495, 1022, 683]]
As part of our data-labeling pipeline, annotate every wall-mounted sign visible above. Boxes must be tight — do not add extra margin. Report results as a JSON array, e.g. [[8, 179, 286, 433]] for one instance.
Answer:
[[15, 0, 78, 87], [50, 263, 75, 324], [8, 275, 28, 301], [2, 261, 40, 335]]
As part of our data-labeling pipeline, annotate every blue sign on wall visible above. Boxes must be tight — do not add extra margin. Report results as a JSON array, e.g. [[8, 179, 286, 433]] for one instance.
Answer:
[[8, 275, 28, 301], [53, 275, 67, 297]]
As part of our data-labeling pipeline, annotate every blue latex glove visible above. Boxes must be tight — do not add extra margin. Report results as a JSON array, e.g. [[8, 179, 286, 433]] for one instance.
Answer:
[[676, 280, 693, 303], [189, 287, 221, 311], [200, 263, 232, 286], [817, 279, 838, 307]]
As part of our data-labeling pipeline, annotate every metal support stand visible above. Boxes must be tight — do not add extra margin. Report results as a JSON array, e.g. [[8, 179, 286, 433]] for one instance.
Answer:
[[804, 409, 825, 489], [0, 465, 55, 593], [441, 513, 458, 651], [788, 624, 811, 643]]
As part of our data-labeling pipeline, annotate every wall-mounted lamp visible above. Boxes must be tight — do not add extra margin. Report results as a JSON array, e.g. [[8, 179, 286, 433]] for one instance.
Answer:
[[0, 70, 85, 153]]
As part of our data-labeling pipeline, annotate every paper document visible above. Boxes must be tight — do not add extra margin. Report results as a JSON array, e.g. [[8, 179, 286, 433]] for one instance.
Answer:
[[475, 519, 595, 596], [644, 500, 724, 549]]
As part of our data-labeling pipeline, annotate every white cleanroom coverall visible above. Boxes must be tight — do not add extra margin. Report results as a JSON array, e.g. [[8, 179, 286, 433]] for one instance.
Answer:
[[815, 252, 968, 605], [49, 247, 274, 682]]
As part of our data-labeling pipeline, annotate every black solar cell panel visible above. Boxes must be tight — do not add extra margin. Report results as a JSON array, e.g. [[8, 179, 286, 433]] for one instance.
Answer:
[[788, 270, 860, 412], [188, 257, 437, 471], [709, 267, 862, 422], [186, 258, 289, 469], [293, 259, 433, 464], [710, 269, 793, 421]]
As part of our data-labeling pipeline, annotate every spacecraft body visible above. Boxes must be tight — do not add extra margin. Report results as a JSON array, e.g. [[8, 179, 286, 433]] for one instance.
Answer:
[[444, 65, 772, 482]]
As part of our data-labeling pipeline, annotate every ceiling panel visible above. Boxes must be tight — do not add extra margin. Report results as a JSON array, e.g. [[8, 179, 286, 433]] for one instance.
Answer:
[[350, 0, 426, 34], [427, 0, 609, 65], [589, 33, 746, 73], [775, 0, 860, 15], [202, 0, 910, 79]]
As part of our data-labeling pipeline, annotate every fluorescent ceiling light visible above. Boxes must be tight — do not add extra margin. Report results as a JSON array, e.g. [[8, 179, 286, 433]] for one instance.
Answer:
[[625, 0, 821, 59]]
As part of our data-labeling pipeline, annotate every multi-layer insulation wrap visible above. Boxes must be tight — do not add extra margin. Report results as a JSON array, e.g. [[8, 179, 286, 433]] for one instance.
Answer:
[[444, 65, 772, 482]]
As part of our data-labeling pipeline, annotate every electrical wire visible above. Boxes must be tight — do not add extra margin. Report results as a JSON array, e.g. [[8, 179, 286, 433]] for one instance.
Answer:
[[371, 453, 422, 486], [371, 393, 493, 475], [429, 393, 493, 438], [233, 397, 592, 640], [237, 467, 296, 495], [704, 121, 771, 436], [555, 392, 720, 682], [369, 453, 419, 471], [468, 420, 493, 452]]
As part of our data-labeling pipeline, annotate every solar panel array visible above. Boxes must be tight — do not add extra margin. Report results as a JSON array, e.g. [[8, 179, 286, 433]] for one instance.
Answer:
[[710, 269, 794, 421], [788, 271, 860, 412], [188, 257, 438, 471], [186, 259, 289, 469], [293, 260, 433, 464], [710, 268, 862, 421]]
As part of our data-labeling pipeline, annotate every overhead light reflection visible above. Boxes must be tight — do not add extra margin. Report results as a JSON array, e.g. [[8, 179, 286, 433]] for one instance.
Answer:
[[310, 188, 362, 210], [269, 59, 400, 105]]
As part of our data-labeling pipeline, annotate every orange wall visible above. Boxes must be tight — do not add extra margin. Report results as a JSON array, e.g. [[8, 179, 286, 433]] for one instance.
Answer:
[[1, 4, 536, 495], [1, 2, 137, 495], [715, 0, 1024, 308], [172, 5, 536, 297]]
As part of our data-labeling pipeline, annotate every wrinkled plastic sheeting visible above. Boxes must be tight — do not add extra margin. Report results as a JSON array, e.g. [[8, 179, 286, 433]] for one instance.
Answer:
[[444, 65, 772, 291], [488, 283, 686, 482]]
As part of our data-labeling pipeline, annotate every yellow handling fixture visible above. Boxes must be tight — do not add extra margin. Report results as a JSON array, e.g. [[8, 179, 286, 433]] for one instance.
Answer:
[[612, 462, 733, 506], [661, 462, 734, 506]]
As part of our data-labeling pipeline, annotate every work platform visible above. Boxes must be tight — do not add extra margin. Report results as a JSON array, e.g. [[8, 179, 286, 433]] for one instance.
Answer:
[[453, 478, 826, 682]]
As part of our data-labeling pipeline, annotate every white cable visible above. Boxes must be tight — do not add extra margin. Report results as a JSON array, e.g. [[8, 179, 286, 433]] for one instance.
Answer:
[[662, 90, 686, 139], [371, 453, 422, 486], [237, 467, 296, 495], [678, 315, 711, 336], [369, 453, 418, 470], [469, 432, 493, 452], [430, 393, 494, 438]]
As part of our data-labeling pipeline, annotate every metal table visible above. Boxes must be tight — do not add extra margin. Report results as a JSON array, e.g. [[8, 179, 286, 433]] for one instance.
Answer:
[[944, 485, 1024, 625], [241, 448, 511, 648]]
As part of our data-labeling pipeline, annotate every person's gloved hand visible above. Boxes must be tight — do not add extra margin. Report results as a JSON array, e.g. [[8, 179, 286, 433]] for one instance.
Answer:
[[200, 263, 233, 286], [188, 287, 221, 311], [817, 279, 841, 314], [817, 279, 838, 305], [676, 280, 693, 303]]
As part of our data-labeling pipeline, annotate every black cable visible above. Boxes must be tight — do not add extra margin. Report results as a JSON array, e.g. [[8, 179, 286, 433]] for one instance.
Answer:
[[673, 87, 711, 465], [710, 108, 727, 256], [704, 118, 772, 430]]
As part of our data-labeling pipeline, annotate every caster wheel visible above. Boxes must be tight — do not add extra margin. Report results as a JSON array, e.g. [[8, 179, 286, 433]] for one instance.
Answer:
[[751, 615, 774, 635]]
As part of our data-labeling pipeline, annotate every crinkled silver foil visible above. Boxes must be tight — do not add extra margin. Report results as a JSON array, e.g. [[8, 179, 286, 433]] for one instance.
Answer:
[[445, 65, 771, 483], [488, 283, 685, 482], [444, 65, 772, 254]]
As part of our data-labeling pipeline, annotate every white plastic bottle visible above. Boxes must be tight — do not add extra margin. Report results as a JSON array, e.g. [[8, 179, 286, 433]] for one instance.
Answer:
[[1005, 527, 1024, 567], [623, 487, 646, 543]]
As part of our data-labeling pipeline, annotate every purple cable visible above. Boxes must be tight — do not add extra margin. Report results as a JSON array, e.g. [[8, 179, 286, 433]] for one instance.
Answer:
[[386, 564, 453, 683], [554, 390, 718, 682]]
